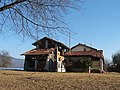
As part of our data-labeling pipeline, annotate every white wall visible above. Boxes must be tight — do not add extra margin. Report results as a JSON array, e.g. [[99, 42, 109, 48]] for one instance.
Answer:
[[72, 45, 91, 51]]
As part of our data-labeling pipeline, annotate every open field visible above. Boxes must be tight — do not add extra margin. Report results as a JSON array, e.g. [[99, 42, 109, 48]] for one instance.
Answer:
[[0, 70, 120, 90]]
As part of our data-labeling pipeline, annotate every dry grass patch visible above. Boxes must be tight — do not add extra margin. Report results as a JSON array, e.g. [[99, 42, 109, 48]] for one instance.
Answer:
[[0, 70, 120, 90]]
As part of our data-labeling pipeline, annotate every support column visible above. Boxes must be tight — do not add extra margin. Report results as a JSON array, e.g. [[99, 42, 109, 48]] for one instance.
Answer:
[[35, 60, 38, 71], [62, 50, 64, 56], [88, 66, 91, 73], [100, 58, 103, 72], [45, 40, 48, 49], [44, 56, 50, 71], [88, 57, 91, 73], [24, 58, 27, 71], [56, 47, 59, 72], [57, 61, 62, 72]]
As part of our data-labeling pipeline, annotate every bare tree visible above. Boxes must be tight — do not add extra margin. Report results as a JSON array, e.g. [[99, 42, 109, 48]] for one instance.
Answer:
[[0, 50, 11, 67], [0, 0, 82, 39]]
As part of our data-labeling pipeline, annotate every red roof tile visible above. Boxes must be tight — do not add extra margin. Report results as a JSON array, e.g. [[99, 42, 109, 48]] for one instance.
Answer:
[[22, 48, 55, 55], [64, 50, 103, 58]]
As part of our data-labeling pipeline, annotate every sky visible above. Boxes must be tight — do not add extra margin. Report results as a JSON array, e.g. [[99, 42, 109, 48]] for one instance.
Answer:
[[0, 0, 120, 61]]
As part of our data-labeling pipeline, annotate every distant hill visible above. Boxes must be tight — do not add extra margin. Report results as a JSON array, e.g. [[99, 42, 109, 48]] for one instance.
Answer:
[[11, 57, 24, 68]]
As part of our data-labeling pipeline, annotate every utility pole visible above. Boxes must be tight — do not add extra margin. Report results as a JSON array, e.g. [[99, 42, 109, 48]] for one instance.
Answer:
[[69, 32, 71, 49], [36, 13, 39, 49]]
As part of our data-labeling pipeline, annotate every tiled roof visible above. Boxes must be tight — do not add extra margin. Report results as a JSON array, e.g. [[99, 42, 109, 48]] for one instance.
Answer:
[[22, 48, 55, 55], [64, 50, 103, 58]]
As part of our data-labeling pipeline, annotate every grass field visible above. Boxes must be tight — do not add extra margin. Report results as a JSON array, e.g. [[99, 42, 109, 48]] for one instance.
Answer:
[[0, 70, 120, 90]]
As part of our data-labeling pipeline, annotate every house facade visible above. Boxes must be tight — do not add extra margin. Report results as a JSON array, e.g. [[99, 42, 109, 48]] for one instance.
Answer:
[[64, 43, 104, 72], [22, 37, 69, 72], [22, 37, 104, 72]]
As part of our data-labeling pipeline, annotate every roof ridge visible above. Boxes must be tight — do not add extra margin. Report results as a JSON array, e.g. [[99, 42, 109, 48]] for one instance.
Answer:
[[71, 43, 97, 50]]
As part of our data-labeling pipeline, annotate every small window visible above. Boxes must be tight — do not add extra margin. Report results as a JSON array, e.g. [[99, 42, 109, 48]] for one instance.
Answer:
[[59, 47, 62, 49], [84, 48, 86, 51], [32, 56, 36, 60], [36, 45, 39, 49]]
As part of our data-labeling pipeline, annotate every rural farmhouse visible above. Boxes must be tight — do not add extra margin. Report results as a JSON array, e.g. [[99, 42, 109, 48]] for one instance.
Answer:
[[22, 37, 104, 72], [22, 37, 69, 72], [64, 43, 104, 72]]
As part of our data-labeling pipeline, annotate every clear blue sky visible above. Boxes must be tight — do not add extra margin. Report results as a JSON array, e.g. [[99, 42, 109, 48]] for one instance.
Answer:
[[0, 0, 120, 61]]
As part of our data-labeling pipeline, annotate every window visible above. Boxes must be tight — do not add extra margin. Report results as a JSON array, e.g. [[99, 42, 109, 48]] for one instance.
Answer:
[[32, 56, 36, 60], [84, 48, 86, 51]]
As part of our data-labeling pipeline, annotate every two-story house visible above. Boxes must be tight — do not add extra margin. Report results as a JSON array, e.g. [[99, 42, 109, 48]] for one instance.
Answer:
[[22, 37, 69, 72], [64, 43, 104, 72]]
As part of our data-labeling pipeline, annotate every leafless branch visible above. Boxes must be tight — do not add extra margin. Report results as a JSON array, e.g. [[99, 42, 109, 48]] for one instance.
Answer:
[[0, 0, 82, 39]]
